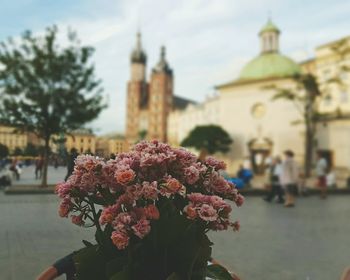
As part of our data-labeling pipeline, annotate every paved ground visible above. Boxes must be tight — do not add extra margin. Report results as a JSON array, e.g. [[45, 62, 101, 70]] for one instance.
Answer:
[[0, 193, 349, 280], [11, 166, 67, 186]]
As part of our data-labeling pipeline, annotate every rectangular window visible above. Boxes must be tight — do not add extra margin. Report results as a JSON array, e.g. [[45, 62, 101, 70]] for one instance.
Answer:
[[340, 91, 348, 103]]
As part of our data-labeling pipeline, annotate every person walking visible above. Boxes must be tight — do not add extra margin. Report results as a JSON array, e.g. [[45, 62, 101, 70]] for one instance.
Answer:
[[65, 148, 78, 181], [280, 150, 299, 207], [315, 151, 328, 199], [264, 156, 284, 203], [35, 156, 44, 179]]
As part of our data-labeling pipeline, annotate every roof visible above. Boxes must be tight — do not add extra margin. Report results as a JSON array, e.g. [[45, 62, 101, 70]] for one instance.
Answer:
[[215, 76, 290, 90], [152, 46, 172, 75], [316, 35, 350, 50], [239, 53, 301, 81], [71, 128, 94, 136], [173, 95, 197, 110], [259, 19, 280, 35]]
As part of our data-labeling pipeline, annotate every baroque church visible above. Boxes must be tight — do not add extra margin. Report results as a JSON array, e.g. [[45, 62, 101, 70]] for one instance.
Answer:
[[125, 33, 194, 143], [167, 19, 350, 175]]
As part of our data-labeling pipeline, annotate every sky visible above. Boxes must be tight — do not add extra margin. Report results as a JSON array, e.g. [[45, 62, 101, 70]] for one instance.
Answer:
[[0, 0, 349, 135]]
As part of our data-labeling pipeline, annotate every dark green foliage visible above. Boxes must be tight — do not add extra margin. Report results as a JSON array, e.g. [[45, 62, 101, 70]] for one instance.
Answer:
[[12, 147, 23, 156], [0, 26, 105, 186], [181, 125, 233, 155], [0, 143, 9, 158], [206, 264, 233, 280], [73, 196, 230, 280], [24, 143, 38, 157]]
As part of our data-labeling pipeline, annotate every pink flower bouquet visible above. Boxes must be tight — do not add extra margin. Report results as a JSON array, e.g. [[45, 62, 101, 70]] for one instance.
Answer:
[[56, 140, 243, 280]]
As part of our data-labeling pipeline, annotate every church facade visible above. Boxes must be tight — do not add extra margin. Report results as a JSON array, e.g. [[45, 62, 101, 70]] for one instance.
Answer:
[[167, 20, 350, 174]]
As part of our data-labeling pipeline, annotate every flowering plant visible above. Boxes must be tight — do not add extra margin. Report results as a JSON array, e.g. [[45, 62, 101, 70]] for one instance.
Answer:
[[56, 140, 244, 280]]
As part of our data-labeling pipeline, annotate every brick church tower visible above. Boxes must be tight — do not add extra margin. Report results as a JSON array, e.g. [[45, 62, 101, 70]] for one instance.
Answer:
[[126, 32, 148, 142], [148, 46, 173, 141], [126, 33, 192, 144]]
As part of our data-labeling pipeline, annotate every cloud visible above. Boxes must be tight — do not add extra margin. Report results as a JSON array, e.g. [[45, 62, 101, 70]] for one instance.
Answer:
[[2, 0, 349, 135]]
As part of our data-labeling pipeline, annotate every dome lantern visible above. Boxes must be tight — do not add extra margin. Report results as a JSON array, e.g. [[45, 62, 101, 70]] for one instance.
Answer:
[[259, 18, 280, 54]]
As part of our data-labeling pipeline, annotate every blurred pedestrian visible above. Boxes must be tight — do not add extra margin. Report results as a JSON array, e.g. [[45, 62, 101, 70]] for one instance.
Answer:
[[281, 150, 299, 207], [237, 164, 253, 188], [264, 156, 284, 203], [315, 151, 328, 199], [326, 168, 336, 189], [35, 156, 44, 179], [65, 148, 78, 181], [110, 153, 116, 160], [9, 159, 20, 180]]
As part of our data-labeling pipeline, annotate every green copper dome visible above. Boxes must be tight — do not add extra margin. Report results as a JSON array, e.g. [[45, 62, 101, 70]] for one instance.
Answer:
[[239, 53, 301, 80]]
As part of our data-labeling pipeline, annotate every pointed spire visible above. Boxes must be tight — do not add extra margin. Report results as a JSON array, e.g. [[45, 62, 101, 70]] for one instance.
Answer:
[[131, 31, 147, 64], [153, 45, 172, 74], [160, 46, 166, 61], [136, 31, 142, 50]]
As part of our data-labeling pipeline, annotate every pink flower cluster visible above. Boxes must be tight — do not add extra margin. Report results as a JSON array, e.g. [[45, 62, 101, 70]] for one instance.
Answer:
[[56, 140, 244, 250], [184, 193, 239, 231]]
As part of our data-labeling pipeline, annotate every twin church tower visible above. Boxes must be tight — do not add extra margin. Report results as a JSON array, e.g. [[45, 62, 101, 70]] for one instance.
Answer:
[[125, 32, 193, 143], [126, 32, 172, 143]]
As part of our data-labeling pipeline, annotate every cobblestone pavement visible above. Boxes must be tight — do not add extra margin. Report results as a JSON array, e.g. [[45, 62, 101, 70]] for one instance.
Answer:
[[0, 193, 349, 280]]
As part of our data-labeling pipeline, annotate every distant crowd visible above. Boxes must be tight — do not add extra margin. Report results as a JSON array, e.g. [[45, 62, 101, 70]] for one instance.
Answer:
[[234, 150, 335, 207]]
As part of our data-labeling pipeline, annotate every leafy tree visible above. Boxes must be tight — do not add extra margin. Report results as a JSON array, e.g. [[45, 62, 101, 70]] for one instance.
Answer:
[[0, 26, 105, 186], [271, 39, 350, 177], [0, 143, 9, 158], [138, 129, 147, 140], [271, 74, 320, 177], [24, 143, 38, 157], [13, 147, 23, 156], [181, 125, 233, 161]]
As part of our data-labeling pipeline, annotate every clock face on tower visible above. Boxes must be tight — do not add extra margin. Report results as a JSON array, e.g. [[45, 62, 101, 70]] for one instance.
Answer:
[[251, 103, 266, 119]]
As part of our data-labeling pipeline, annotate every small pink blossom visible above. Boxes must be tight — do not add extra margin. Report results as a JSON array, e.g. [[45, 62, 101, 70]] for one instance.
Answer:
[[111, 231, 130, 250], [183, 204, 197, 219], [58, 198, 72, 218], [142, 181, 158, 200], [132, 219, 151, 239], [231, 221, 240, 232], [55, 182, 72, 198], [205, 157, 226, 171], [166, 178, 182, 193], [99, 205, 119, 225], [198, 204, 218, 222], [144, 204, 160, 220], [115, 169, 135, 185], [71, 215, 84, 226], [235, 194, 245, 207], [184, 166, 200, 184]]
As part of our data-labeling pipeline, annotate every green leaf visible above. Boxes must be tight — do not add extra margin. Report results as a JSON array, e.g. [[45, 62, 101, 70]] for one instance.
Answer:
[[109, 265, 130, 280], [166, 272, 182, 280], [73, 245, 107, 280], [82, 240, 94, 247], [105, 257, 127, 278], [206, 264, 232, 280]]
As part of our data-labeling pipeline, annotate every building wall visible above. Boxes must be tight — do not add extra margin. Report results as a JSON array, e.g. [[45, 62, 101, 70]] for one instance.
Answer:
[[65, 133, 96, 154], [0, 126, 28, 152], [96, 137, 129, 158], [217, 78, 304, 172], [167, 96, 220, 146]]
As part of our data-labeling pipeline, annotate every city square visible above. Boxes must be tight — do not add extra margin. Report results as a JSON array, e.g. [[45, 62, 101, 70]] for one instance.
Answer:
[[0, 1, 350, 280], [0, 190, 349, 280]]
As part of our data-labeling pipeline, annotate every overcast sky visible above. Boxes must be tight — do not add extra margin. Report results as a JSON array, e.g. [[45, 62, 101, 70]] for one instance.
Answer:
[[1, 0, 349, 135]]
